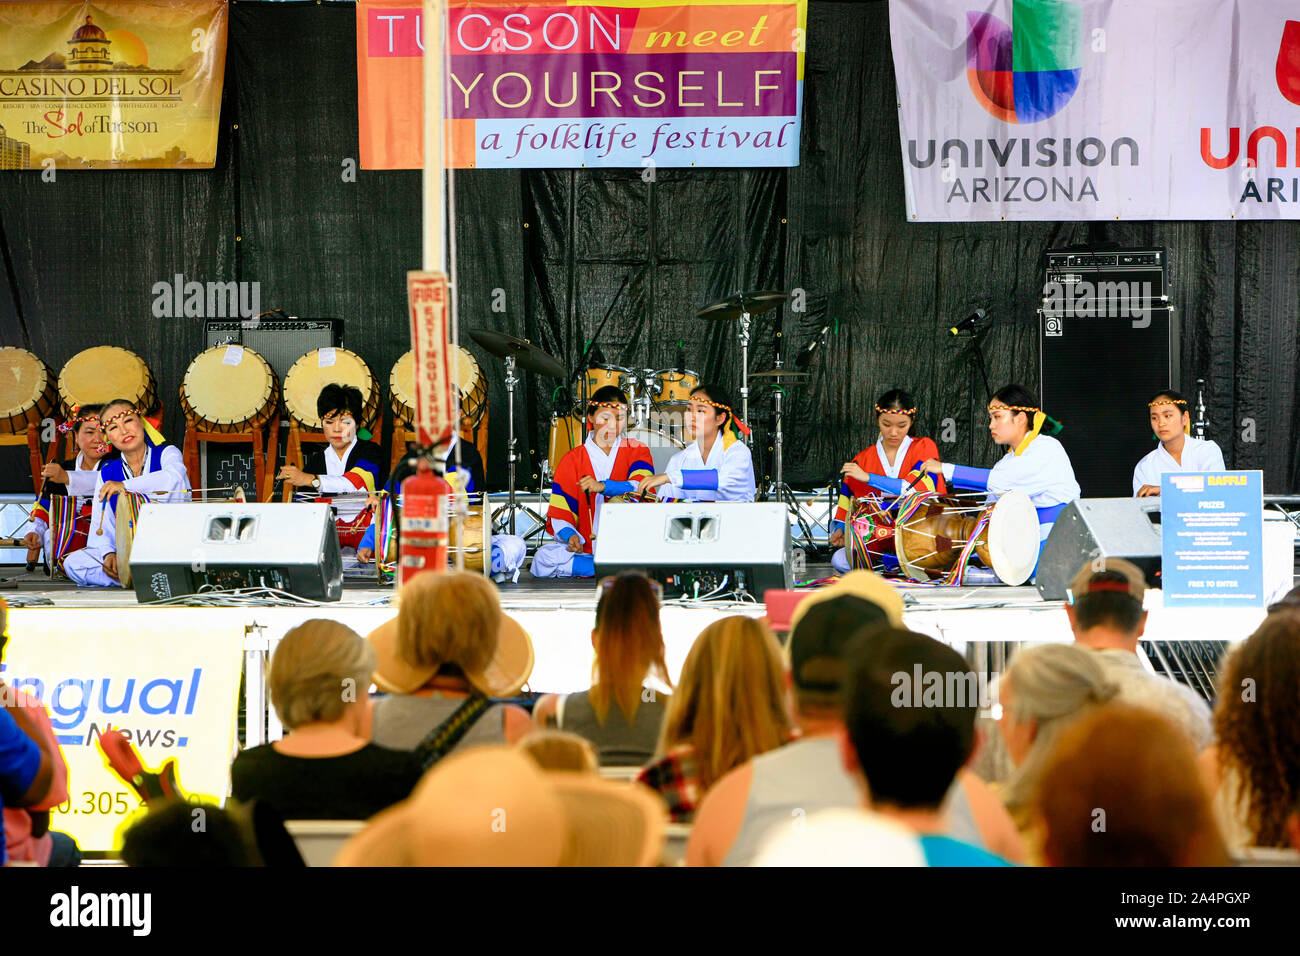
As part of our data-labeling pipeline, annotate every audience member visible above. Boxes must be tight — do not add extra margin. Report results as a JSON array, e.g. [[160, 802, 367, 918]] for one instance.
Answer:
[[231, 620, 420, 820], [638, 615, 793, 822], [1065, 559, 1212, 748], [1, 598, 79, 866], [334, 747, 666, 866], [1035, 703, 1228, 866], [1197, 610, 1300, 849], [121, 800, 260, 866], [836, 627, 1016, 865], [996, 643, 1119, 849], [533, 573, 673, 765], [1268, 583, 1300, 615], [370, 571, 534, 755], [518, 731, 599, 773], [688, 573, 1019, 865], [753, 808, 927, 867]]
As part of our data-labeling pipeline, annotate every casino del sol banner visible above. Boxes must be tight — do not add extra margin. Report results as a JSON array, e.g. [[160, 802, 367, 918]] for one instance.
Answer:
[[0, 0, 228, 169], [357, 0, 807, 169], [890, 0, 1300, 220]]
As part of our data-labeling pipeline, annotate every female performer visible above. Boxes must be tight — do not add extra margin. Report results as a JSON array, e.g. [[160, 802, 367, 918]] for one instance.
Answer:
[[920, 384, 1080, 546], [636, 384, 756, 503], [62, 401, 191, 587], [828, 389, 945, 574], [23, 405, 112, 570], [277, 384, 387, 550], [1133, 389, 1225, 496]]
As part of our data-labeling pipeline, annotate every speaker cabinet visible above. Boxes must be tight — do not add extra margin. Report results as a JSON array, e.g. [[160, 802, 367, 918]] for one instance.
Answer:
[[1036, 498, 1163, 600], [594, 502, 792, 598], [129, 502, 343, 602]]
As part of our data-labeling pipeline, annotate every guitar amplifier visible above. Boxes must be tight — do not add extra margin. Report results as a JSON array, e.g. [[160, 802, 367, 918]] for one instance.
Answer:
[[205, 318, 342, 384], [593, 502, 792, 599], [129, 502, 343, 602]]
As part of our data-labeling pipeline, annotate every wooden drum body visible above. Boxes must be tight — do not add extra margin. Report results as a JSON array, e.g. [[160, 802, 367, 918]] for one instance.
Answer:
[[58, 346, 158, 418], [895, 491, 1040, 586], [284, 348, 379, 431], [390, 346, 487, 431], [180, 346, 279, 433], [0, 347, 57, 436], [449, 494, 494, 574]]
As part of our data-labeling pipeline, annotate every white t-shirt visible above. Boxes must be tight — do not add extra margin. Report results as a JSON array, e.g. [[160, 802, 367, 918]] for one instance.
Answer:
[[1132, 435, 1226, 495]]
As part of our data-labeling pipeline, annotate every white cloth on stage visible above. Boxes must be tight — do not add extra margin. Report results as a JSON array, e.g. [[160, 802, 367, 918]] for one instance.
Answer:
[[317, 437, 365, 523], [64, 445, 191, 588], [1132, 435, 1226, 495], [658, 435, 756, 502]]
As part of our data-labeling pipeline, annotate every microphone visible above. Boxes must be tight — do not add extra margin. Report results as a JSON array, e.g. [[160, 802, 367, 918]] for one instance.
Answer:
[[794, 324, 832, 369], [948, 309, 987, 336]]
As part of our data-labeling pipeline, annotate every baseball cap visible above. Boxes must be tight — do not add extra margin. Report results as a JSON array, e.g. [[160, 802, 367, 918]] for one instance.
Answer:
[[788, 592, 893, 698], [1068, 558, 1146, 604]]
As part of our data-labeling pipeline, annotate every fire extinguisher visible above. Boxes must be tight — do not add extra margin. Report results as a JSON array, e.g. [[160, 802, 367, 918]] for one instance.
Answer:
[[398, 456, 452, 586]]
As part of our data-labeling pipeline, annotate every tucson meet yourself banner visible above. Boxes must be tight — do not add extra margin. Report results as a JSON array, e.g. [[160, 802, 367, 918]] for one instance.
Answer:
[[357, 0, 807, 169], [890, 0, 1300, 221], [0, 0, 228, 169]]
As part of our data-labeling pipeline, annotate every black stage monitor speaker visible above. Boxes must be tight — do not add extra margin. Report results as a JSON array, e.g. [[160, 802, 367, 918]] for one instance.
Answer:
[[1036, 498, 1162, 601], [1041, 247, 1176, 498], [129, 502, 343, 602], [594, 502, 792, 599]]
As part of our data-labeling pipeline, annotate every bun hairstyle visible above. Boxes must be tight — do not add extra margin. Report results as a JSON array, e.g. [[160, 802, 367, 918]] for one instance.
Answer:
[[317, 383, 364, 423]]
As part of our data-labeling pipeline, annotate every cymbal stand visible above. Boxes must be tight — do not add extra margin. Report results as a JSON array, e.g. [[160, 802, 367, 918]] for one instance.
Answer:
[[737, 297, 753, 445], [762, 363, 816, 548], [502, 354, 522, 534]]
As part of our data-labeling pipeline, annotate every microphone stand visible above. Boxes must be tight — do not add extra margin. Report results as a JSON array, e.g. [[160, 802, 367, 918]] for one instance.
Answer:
[[956, 316, 994, 464]]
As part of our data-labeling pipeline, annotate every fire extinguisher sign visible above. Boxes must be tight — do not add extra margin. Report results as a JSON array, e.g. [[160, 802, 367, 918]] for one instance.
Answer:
[[406, 270, 455, 448]]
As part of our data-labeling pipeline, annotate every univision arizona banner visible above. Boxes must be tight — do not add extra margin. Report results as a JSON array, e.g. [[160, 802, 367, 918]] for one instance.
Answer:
[[0, 0, 228, 170], [356, 0, 806, 169], [890, 0, 1300, 221]]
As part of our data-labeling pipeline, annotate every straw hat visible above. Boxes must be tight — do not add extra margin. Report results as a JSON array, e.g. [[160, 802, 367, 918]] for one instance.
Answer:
[[333, 747, 667, 867], [367, 571, 534, 698], [788, 570, 905, 632]]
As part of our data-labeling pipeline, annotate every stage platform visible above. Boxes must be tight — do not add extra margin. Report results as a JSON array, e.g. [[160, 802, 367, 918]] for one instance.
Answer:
[[4, 559, 1285, 749]]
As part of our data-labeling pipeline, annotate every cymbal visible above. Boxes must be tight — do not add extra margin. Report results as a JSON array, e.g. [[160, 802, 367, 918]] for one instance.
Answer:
[[750, 369, 810, 381], [696, 290, 789, 321], [469, 330, 565, 379]]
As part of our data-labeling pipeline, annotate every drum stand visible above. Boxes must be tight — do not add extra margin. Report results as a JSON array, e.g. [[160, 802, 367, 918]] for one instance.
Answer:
[[736, 305, 753, 446], [500, 354, 524, 534]]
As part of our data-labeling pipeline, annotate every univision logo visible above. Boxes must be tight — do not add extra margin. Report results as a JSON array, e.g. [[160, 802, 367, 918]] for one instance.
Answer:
[[967, 0, 1082, 124]]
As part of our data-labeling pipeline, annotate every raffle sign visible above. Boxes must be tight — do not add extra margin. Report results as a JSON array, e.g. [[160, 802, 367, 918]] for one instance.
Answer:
[[890, 0, 1300, 220], [407, 271, 455, 447], [356, 0, 806, 169], [1160, 471, 1265, 607], [0, 0, 228, 169], [2, 611, 244, 851]]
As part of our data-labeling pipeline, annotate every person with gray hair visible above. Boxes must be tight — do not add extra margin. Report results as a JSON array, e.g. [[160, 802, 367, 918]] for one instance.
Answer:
[[231, 620, 420, 820], [995, 642, 1119, 851]]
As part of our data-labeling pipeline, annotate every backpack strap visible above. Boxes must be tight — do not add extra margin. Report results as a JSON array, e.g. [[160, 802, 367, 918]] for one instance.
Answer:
[[412, 695, 493, 771]]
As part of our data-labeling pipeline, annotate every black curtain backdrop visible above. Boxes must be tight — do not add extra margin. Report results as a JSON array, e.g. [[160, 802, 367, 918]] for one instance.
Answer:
[[2, 1, 1298, 495]]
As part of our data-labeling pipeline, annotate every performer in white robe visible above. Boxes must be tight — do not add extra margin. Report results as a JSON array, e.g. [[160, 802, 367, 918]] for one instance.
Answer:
[[63, 402, 191, 588], [921, 385, 1080, 543], [1133, 390, 1226, 496], [637, 384, 756, 503]]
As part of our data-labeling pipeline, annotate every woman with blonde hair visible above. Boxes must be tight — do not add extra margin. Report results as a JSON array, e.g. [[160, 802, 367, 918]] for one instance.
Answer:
[[996, 642, 1118, 837], [1198, 610, 1300, 849], [231, 619, 420, 819], [533, 572, 672, 765], [369, 571, 535, 760], [638, 616, 792, 821]]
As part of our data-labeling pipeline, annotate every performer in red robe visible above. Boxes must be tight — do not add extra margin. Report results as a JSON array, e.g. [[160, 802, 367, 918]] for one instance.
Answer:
[[830, 389, 945, 574], [532, 386, 655, 578]]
